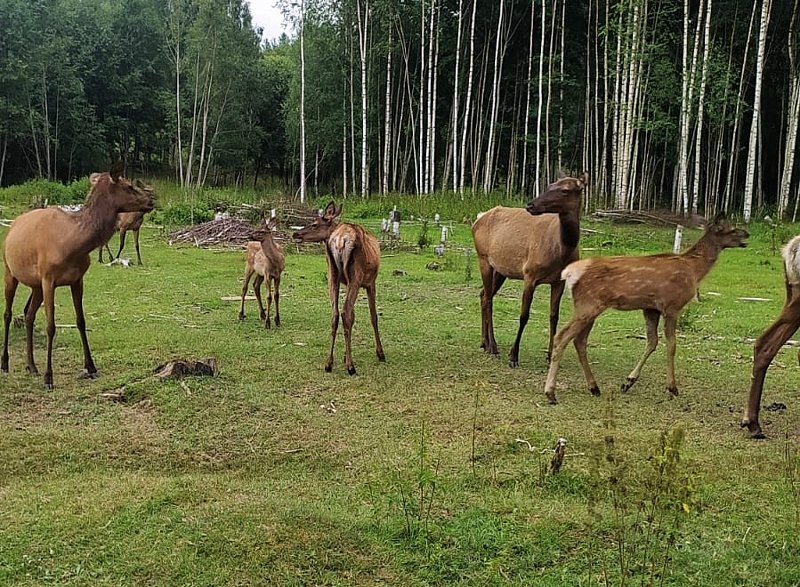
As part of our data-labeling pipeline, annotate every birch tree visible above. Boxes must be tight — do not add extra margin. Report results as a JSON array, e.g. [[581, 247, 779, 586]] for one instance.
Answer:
[[743, 0, 772, 223]]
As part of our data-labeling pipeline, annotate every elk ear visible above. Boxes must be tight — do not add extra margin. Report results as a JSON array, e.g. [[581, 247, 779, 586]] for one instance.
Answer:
[[266, 217, 278, 231], [578, 172, 589, 188], [109, 161, 124, 183], [712, 211, 726, 226], [134, 179, 145, 189], [323, 201, 338, 219], [89, 173, 102, 186], [556, 170, 567, 180]]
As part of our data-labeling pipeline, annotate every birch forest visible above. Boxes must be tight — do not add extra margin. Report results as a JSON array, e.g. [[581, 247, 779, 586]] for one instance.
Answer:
[[0, 0, 798, 219]]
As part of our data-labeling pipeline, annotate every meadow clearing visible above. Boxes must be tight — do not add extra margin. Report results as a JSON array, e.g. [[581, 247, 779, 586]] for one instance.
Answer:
[[1, 189, 799, 585]]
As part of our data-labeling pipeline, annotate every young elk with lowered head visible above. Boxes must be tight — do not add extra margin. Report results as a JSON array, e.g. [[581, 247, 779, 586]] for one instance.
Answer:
[[542, 214, 748, 404], [2, 170, 155, 389], [239, 217, 285, 329], [292, 202, 385, 375], [742, 235, 800, 438], [471, 173, 588, 367]]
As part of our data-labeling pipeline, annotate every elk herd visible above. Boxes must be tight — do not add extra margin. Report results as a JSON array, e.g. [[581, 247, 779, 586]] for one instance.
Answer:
[[0, 168, 796, 439]]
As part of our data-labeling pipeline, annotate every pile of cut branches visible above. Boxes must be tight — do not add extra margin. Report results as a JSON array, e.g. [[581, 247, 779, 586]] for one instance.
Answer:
[[168, 217, 260, 248]]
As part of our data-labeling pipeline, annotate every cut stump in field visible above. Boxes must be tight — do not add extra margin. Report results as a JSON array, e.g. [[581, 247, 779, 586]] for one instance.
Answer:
[[154, 358, 218, 379]]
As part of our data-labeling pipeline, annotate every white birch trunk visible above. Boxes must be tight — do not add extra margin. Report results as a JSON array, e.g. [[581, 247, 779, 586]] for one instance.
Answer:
[[458, 0, 477, 196], [300, 0, 306, 203], [743, 0, 772, 223], [781, 1, 800, 218], [534, 0, 546, 193], [382, 27, 393, 195], [691, 0, 712, 214], [357, 0, 369, 198], [522, 0, 536, 194], [451, 0, 463, 192]]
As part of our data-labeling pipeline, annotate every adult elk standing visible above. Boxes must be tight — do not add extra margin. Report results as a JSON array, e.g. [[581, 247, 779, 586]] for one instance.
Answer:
[[292, 202, 385, 374], [2, 171, 155, 388], [543, 214, 748, 404], [239, 217, 285, 329], [471, 173, 587, 367], [742, 235, 800, 438]]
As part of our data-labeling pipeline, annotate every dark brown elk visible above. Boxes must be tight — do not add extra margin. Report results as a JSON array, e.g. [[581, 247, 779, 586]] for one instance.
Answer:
[[543, 214, 748, 404], [742, 235, 800, 438], [292, 202, 385, 374], [98, 209, 148, 265], [2, 170, 155, 389], [471, 173, 587, 367], [238, 217, 285, 329]]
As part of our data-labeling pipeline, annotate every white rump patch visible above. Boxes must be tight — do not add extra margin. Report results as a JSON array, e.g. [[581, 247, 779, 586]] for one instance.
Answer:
[[783, 235, 800, 284], [330, 232, 355, 278], [562, 259, 590, 292]]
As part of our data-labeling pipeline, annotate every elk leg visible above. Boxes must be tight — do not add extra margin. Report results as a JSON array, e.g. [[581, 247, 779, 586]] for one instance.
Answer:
[[478, 260, 504, 356], [573, 318, 600, 396], [24, 287, 43, 376], [2, 272, 18, 373], [263, 276, 272, 329], [509, 279, 537, 368], [273, 276, 281, 327], [366, 283, 385, 362], [663, 313, 679, 396], [116, 228, 128, 260], [71, 279, 97, 379], [544, 316, 595, 404], [253, 275, 267, 323], [325, 279, 341, 373], [239, 267, 254, 320], [133, 229, 142, 265], [342, 283, 360, 375], [42, 280, 56, 389], [547, 280, 566, 363], [622, 309, 661, 393], [742, 293, 800, 438]]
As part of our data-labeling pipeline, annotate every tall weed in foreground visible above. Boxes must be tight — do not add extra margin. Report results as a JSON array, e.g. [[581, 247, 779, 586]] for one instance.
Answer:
[[784, 435, 800, 538], [588, 392, 693, 586]]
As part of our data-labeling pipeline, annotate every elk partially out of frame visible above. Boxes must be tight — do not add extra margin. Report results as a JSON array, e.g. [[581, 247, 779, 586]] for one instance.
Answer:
[[543, 214, 748, 404], [239, 217, 285, 329], [2, 170, 155, 388], [292, 202, 385, 375], [471, 173, 587, 367], [742, 235, 800, 438]]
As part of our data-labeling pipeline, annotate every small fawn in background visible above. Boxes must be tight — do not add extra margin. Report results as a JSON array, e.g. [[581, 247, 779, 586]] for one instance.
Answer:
[[239, 217, 285, 329]]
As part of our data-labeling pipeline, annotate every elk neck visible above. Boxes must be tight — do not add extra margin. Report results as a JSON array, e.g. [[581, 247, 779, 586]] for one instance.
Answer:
[[77, 192, 123, 253], [680, 232, 725, 281], [558, 210, 581, 250]]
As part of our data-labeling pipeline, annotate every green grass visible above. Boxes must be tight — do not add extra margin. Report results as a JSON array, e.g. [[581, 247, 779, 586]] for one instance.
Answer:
[[1, 209, 800, 585]]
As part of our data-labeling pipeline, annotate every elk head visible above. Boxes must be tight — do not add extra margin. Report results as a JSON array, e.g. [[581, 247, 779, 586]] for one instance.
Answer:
[[526, 172, 588, 217], [292, 201, 342, 243], [707, 213, 749, 248], [89, 172, 156, 214]]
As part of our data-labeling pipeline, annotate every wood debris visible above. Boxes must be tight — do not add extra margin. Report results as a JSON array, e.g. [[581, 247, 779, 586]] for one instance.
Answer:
[[154, 357, 218, 379]]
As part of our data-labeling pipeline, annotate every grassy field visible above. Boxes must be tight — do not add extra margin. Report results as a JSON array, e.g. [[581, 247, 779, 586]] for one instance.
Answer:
[[1, 197, 800, 585]]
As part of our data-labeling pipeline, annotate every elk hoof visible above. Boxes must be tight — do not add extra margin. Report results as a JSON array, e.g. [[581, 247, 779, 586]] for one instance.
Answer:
[[238, 313, 245, 321], [79, 369, 99, 380], [741, 419, 766, 439], [1, 361, 8, 373], [347, 366, 357, 376], [264, 321, 271, 329], [27, 365, 39, 376], [275, 317, 281, 327], [324, 364, 333, 373], [260, 312, 267, 321], [508, 359, 519, 369], [667, 385, 679, 397], [377, 351, 386, 362], [546, 392, 558, 405], [589, 385, 601, 397], [621, 377, 637, 393]]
